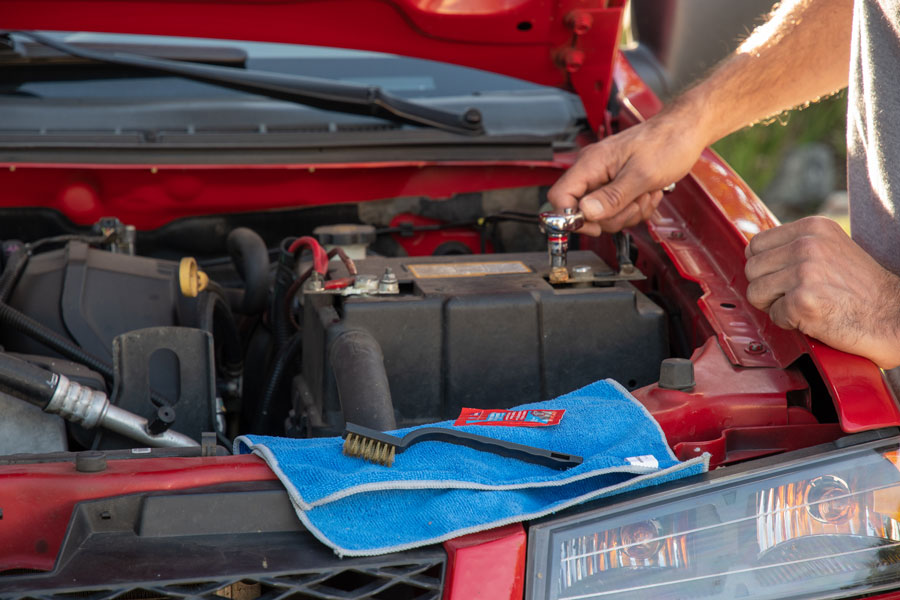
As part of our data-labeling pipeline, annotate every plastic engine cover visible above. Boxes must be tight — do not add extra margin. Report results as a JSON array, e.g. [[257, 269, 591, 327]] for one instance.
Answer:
[[303, 251, 667, 429]]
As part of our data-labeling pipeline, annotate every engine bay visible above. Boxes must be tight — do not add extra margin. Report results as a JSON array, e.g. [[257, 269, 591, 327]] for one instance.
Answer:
[[0, 191, 675, 456], [0, 186, 850, 466]]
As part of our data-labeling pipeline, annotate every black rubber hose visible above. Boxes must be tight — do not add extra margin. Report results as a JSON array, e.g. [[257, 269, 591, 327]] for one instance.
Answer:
[[0, 301, 114, 380], [0, 352, 58, 408], [197, 284, 243, 377], [226, 227, 270, 315], [0, 300, 173, 408], [328, 327, 397, 431], [0, 248, 28, 303], [254, 331, 302, 433], [270, 238, 297, 351]]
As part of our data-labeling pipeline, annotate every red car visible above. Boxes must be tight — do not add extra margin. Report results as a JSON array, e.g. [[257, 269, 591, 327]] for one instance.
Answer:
[[2, 2, 900, 599]]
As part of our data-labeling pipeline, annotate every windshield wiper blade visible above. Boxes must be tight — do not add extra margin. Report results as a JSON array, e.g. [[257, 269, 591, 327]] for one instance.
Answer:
[[9, 31, 485, 136]]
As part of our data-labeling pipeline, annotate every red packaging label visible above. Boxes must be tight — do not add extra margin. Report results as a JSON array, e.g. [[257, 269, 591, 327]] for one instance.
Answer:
[[454, 407, 565, 427]]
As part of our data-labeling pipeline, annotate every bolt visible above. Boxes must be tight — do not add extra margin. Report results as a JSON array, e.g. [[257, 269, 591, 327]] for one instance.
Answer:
[[746, 341, 767, 354], [669, 230, 685, 240], [572, 265, 592, 275], [566, 11, 593, 35], [571, 265, 593, 281], [563, 49, 585, 73], [304, 273, 324, 292], [379, 268, 400, 294], [463, 108, 482, 125]]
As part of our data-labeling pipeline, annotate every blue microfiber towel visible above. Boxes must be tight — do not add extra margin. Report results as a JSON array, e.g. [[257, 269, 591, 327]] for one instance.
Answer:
[[236, 379, 709, 556]]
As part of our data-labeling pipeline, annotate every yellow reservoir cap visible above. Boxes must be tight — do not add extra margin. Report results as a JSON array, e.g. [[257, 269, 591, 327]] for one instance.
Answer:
[[179, 257, 209, 298]]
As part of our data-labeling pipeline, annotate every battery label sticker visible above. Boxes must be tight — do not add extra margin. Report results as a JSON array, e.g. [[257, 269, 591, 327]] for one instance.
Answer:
[[454, 407, 565, 427], [407, 261, 531, 279]]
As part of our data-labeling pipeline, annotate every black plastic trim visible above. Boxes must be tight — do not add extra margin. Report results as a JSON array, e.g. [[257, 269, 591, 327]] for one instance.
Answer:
[[0, 481, 446, 599]]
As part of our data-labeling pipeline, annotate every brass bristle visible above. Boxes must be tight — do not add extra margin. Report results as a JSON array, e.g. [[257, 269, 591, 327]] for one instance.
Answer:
[[343, 432, 398, 466], [343, 434, 364, 457]]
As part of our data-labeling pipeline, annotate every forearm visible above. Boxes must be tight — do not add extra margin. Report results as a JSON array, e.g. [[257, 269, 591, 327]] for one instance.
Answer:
[[546, 0, 854, 232], [669, 0, 853, 147]]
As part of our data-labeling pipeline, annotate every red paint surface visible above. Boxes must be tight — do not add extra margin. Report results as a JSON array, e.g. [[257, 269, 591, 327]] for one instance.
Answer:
[[4, 0, 624, 130], [0, 455, 276, 572], [868, 590, 900, 599], [1, 37, 898, 591], [442, 523, 525, 600], [0, 162, 568, 230], [807, 339, 900, 432], [613, 53, 900, 434], [633, 337, 843, 467], [389, 213, 491, 256]]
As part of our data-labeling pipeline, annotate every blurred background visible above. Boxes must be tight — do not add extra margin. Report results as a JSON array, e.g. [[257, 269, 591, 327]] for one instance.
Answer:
[[626, 0, 848, 228]]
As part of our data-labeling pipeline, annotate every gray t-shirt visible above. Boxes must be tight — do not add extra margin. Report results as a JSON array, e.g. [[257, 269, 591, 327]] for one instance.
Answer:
[[847, 0, 900, 274]]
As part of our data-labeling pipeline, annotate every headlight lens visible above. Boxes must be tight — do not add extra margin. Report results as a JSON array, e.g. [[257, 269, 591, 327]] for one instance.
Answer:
[[528, 438, 900, 600]]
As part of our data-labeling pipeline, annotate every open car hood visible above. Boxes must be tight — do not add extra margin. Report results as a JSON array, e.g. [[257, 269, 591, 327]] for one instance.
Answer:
[[4, 0, 626, 131]]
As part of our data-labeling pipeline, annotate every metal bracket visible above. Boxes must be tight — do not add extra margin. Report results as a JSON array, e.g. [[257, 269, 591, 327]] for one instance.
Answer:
[[111, 327, 216, 441]]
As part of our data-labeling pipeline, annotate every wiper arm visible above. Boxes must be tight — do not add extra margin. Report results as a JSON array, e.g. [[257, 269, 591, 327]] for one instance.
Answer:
[[9, 31, 484, 136]]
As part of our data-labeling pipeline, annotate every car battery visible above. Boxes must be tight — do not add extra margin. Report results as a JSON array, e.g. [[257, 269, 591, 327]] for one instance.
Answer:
[[301, 251, 667, 429]]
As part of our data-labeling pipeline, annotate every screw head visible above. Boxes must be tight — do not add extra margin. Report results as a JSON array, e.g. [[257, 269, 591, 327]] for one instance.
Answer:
[[669, 230, 685, 240], [571, 265, 593, 282], [563, 49, 585, 72], [746, 341, 767, 354], [566, 11, 594, 35], [463, 108, 482, 125]]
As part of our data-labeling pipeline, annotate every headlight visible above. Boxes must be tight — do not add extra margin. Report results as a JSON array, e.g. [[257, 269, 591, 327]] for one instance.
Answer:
[[527, 434, 900, 600]]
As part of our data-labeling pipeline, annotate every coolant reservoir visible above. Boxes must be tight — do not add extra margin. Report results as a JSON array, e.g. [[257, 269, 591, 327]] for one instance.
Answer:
[[313, 224, 376, 261]]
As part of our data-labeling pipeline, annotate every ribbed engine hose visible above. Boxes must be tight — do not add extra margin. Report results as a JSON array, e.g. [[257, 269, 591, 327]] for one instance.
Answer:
[[254, 331, 302, 433], [226, 227, 269, 315], [270, 238, 297, 351]]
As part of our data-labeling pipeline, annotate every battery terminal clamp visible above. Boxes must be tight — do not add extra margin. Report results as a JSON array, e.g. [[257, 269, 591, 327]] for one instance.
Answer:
[[539, 183, 676, 284], [539, 208, 585, 284], [538, 210, 645, 285]]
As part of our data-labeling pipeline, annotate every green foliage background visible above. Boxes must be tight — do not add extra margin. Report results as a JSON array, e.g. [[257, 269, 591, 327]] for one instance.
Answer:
[[711, 93, 847, 193]]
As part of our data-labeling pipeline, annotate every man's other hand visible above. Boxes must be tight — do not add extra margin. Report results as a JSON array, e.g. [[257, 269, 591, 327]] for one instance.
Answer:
[[745, 216, 900, 369], [547, 114, 706, 235]]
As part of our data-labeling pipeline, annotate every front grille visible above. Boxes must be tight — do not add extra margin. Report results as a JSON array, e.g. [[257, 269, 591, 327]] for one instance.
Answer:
[[0, 483, 445, 600], [16, 560, 444, 600]]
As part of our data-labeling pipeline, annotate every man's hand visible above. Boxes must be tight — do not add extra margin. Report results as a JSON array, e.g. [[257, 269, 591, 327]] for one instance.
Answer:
[[745, 216, 900, 369], [547, 0, 852, 236], [547, 113, 705, 234]]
